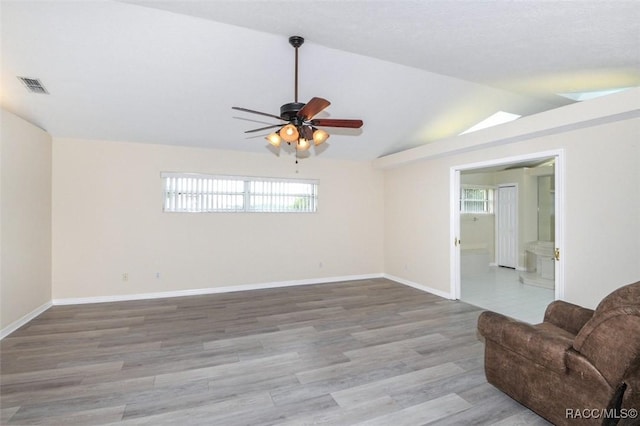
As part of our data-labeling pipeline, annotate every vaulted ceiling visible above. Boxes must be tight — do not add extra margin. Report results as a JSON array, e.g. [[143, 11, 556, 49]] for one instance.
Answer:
[[2, 1, 638, 160]]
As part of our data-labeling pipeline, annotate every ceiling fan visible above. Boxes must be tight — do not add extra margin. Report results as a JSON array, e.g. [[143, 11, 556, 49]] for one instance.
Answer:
[[232, 36, 363, 153]]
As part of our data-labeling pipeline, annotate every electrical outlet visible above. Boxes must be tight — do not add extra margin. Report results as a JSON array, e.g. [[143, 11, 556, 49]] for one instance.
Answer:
[[122, 272, 128, 281], [155, 272, 161, 279], [319, 261, 323, 268]]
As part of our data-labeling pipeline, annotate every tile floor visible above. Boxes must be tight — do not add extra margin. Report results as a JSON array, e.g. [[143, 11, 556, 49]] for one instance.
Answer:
[[460, 266, 555, 324]]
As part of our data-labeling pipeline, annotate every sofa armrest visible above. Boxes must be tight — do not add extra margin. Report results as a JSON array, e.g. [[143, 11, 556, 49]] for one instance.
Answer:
[[544, 300, 594, 335], [478, 311, 573, 373]]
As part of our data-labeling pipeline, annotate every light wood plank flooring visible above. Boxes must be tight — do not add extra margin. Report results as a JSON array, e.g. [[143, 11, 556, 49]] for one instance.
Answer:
[[0, 278, 549, 425]]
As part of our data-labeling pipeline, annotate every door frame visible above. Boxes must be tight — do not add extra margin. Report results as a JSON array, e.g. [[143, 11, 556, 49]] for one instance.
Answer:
[[450, 149, 565, 301]]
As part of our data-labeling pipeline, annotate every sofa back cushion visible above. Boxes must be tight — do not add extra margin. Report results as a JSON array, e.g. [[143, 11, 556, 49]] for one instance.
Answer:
[[593, 281, 640, 315], [573, 281, 640, 386]]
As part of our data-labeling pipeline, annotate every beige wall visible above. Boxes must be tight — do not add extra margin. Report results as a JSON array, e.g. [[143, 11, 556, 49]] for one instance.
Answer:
[[382, 95, 640, 308], [52, 138, 384, 299], [0, 109, 52, 331]]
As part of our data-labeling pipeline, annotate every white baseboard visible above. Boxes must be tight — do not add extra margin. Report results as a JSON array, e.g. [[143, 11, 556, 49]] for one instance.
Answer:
[[383, 274, 453, 300], [2, 273, 453, 339], [0, 301, 52, 340], [52, 273, 385, 306]]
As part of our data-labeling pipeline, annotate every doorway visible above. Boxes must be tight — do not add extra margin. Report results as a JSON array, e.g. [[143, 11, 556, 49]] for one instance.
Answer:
[[450, 150, 564, 322]]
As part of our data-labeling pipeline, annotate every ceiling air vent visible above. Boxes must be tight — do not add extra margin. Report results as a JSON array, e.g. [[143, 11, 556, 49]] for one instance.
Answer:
[[17, 77, 49, 94]]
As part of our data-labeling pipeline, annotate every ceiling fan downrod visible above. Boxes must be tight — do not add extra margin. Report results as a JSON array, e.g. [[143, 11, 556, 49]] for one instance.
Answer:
[[289, 36, 304, 103]]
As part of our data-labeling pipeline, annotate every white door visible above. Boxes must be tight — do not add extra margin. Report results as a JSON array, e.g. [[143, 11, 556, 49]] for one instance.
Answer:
[[497, 185, 517, 268]]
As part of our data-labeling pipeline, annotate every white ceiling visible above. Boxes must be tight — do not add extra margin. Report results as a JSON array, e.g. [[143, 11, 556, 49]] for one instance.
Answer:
[[2, 0, 638, 160]]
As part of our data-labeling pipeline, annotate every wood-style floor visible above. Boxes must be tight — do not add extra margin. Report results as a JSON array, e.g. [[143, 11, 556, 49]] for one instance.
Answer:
[[0, 278, 549, 425]]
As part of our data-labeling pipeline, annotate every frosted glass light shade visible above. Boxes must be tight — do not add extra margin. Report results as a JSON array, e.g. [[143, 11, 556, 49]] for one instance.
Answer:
[[279, 124, 299, 143], [296, 138, 310, 151], [312, 129, 330, 145], [265, 133, 282, 147]]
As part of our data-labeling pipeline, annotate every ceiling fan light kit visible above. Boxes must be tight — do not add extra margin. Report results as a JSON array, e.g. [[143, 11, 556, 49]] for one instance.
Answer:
[[298, 138, 311, 151], [266, 133, 282, 147], [312, 129, 329, 145], [232, 36, 363, 160], [279, 124, 299, 143]]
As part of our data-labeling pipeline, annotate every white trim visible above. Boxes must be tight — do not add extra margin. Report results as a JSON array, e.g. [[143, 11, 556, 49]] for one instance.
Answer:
[[453, 149, 564, 172], [384, 274, 453, 300], [450, 168, 461, 299], [554, 151, 566, 301], [52, 274, 384, 305], [0, 301, 52, 340]]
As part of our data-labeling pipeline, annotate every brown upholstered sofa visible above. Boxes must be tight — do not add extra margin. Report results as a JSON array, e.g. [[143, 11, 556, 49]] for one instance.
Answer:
[[478, 281, 640, 426]]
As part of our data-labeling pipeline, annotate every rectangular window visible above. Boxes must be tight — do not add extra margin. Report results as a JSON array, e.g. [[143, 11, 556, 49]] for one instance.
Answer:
[[162, 173, 318, 213], [460, 186, 494, 214]]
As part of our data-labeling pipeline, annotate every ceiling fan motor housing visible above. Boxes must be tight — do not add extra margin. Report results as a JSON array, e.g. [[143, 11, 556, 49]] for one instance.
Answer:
[[280, 102, 305, 122]]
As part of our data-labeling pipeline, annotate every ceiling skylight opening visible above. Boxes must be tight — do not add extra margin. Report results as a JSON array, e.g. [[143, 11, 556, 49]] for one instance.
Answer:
[[557, 87, 632, 102], [459, 111, 521, 135]]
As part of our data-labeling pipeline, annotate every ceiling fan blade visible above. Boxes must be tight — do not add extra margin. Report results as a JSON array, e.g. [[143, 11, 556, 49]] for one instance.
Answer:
[[232, 107, 284, 121], [310, 118, 363, 129], [298, 97, 331, 120], [244, 124, 283, 134]]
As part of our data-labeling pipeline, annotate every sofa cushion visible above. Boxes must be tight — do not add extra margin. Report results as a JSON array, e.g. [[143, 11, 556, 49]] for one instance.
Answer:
[[543, 300, 594, 335], [478, 311, 573, 373], [534, 321, 576, 340], [593, 281, 640, 315], [573, 305, 640, 386], [573, 282, 640, 386]]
